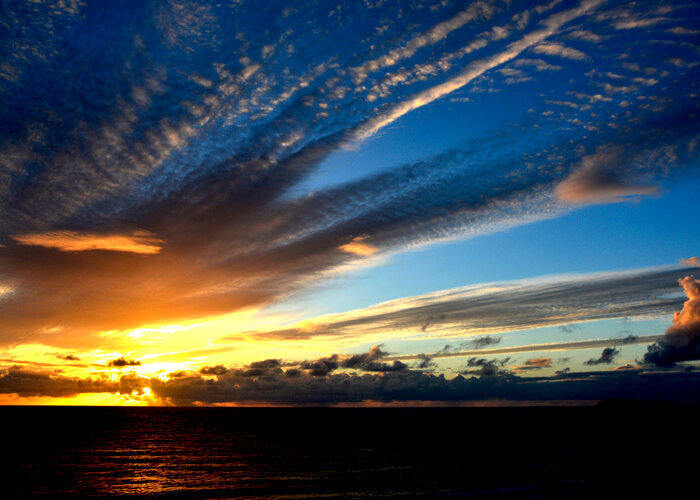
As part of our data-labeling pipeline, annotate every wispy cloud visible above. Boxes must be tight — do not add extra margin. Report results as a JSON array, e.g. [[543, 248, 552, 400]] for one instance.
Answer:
[[350, 2, 495, 84], [388, 336, 661, 362], [235, 266, 689, 342], [12, 230, 163, 254], [555, 147, 659, 204], [533, 42, 588, 60], [353, 0, 605, 139]]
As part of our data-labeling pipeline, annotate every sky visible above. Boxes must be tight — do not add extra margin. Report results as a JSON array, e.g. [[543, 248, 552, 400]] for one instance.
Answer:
[[0, 0, 699, 406]]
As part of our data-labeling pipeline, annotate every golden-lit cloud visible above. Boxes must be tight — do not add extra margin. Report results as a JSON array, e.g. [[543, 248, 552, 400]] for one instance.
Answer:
[[644, 275, 700, 366], [338, 235, 378, 256], [12, 230, 163, 254], [680, 256, 700, 267]]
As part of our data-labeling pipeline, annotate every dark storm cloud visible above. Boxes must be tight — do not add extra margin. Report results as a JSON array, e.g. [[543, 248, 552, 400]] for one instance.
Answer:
[[644, 276, 700, 367], [585, 347, 620, 365], [1, 0, 699, 345]]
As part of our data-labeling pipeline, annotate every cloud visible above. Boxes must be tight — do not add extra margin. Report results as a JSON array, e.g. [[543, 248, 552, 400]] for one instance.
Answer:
[[0, 0, 698, 350], [0, 366, 146, 398], [668, 27, 700, 35], [618, 334, 639, 344], [584, 347, 620, 365], [148, 367, 700, 405], [338, 235, 378, 256], [460, 336, 502, 349], [390, 335, 661, 362], [680, 257, 699, 268], [462, 357, 511, 376], [614, 17, 667, 30], [200, 365, 227, 376], [340, 345, 387, 369], [513, 357, 552, 371], [525, 357, 552, 368], [56, 354, 80, 361], [350, 2, 495, 84], [353, 0, 605, 139], [555, 147, 659, 204], [244, 266, 689, 342], [415, 353, 437, 371], [107, 357, 141, 367], [532, 42, 587, 60], [565, 29, 603, 42], [11, 230, 163, 254], [300, 355, 339, 377], [513, 58, 562, 71], [2, 354, 699, 405], [559, 323, 581, 333], [644, 276, 700, 367], [235, 359, 284, 378], [361, 360, 409, 372]]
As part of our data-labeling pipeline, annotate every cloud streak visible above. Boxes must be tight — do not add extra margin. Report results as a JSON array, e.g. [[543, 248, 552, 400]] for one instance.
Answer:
[[12, 230, 163, 254], [240, 266, 691, 342], [353, 0, 605, 140]]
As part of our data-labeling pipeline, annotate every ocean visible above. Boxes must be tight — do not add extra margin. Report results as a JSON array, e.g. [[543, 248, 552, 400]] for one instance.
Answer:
[[2, 403, 697, 498]]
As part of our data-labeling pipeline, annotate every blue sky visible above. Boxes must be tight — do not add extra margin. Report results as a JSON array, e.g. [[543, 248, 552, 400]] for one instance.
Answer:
[[0, 0, 698, 405]]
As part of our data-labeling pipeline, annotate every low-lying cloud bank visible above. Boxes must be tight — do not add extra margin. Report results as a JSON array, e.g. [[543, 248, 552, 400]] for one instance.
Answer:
[[0, 366, 146, 398], [2, 362, 697, 406]]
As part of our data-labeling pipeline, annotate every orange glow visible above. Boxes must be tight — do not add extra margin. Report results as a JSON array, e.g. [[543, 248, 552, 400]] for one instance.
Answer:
[[339, 235, 378, 256], [12, 230, 163, 254], [0, 391, 152, 406]]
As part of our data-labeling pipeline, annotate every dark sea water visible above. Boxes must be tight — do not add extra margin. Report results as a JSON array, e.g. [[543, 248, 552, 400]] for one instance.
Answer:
[[2, 403, 697, 498]]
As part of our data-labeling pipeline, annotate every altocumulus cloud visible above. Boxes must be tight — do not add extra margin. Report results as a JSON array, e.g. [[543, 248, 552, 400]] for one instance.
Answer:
[[0, 0, 698, 348]]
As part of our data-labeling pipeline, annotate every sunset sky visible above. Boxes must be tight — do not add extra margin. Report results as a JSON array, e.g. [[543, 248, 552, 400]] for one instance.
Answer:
[[1, 0, 699, 405]]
